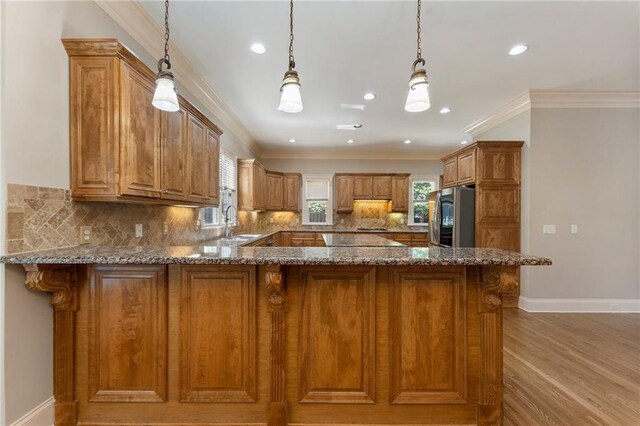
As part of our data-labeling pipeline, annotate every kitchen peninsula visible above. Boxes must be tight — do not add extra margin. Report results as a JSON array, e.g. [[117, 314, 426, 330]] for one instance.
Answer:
[[1, 243, 550, 426]]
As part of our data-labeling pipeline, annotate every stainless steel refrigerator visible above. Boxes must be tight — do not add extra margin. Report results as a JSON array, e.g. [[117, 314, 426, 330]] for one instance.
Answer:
[[429, 186, 475, 247]]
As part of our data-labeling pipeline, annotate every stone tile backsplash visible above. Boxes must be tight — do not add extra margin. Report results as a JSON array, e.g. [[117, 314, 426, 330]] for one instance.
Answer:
[[6, 183, 223, 254]]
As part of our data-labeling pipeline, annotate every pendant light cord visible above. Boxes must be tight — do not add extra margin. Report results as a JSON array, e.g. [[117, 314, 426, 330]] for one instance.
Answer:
[[288, 0, 295, 70], [163, 0, 171, 65], [416, 0, 422, 62]]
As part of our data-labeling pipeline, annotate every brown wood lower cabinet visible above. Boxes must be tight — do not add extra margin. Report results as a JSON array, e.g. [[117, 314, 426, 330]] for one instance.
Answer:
[[33, 262, 516, 425]]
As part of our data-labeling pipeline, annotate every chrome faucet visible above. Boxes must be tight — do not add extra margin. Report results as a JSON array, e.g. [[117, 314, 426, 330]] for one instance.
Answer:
[[224, 205, 237, 238]]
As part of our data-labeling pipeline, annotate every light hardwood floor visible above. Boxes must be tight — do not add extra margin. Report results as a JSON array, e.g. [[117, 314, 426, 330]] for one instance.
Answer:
[[503, 310, 640, 425]]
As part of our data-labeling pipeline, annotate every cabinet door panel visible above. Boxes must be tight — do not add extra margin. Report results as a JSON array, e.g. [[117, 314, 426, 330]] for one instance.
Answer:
[[335, 175, 354, 213], [457, 150, 476, 185], [477, 186, 520, 222], [391, 176, 409, 212], [353, 176, 373, 199], [477, 149, 520, 185], [186, 114, 209, 202], [443, 158, 458, 188], [69, 57, 118, 196], [160, 108, 188, 201], [372, 176, 392, 199], [88, 265, 166, 402], [266, 173, 284, 211], [179, 266, 257, 402], [206, 129, 220, 204], [390, 268, 467, 404], [120, 64, 162, 198], [283, 174, 301, 211], [298, 267, 376, 403]]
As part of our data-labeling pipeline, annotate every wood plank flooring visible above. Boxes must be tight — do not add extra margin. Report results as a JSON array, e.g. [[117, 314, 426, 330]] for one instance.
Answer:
[[503, 310, 640, 426]]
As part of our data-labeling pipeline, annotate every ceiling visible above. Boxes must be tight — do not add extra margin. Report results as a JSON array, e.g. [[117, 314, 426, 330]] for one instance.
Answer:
[[140, 1, 640, 157]]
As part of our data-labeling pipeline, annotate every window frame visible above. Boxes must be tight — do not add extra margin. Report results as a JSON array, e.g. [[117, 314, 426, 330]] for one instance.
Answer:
[[200, 148, 237, 229], [301, 175, 333, 226], [408, 176, 438, 227]]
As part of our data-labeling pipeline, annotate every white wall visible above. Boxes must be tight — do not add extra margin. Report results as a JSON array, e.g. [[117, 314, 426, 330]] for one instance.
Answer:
[[0, 1, 252, 422], [261, 158, 443, 177], [0, 0, 6, 422], [477, 108, 640, 311], [527, 108, 639, 303]]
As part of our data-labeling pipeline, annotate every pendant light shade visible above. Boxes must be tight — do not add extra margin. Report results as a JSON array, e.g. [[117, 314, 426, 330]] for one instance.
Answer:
[[277, 70, 303, 113], [153, 0, 180, 112], [278, 0, 303, 113], [405, 0, 430, 113], [153, 59, 179, 112], [405, 60, 430, 112]]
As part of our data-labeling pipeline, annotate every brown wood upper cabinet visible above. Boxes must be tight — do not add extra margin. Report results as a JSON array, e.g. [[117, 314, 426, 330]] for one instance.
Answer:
[[353, 175, 373, 199], [238, 160, 301, 212], [334, 174, 354, 213], [64, 38, 222, 207], [372, 176, 392, 199], [442, 146, 478, 188], [266, 172, 284, 211], [391, 175, 409, 212], [283, 173, 302, 212]]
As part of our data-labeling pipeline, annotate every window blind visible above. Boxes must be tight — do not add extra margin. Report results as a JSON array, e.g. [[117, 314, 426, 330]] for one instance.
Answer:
[[220, 152, 236, 191]]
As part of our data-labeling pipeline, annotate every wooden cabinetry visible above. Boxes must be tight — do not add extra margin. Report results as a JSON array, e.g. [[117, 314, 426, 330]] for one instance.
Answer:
[[440, 141, 524, 307], [64, 38, 222, 207], [238, 161, 301, 211], [372, 176, 392, 199], [391, 175, 409, 212], [353, 175, 374, 199], [266, 172, 284, 211], [334, 173, 410, 212], [334, 175, 354, 213], [283, 173, 301, 212]]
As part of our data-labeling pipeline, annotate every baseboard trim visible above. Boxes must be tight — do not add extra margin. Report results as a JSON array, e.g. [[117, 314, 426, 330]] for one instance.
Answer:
[[9, 396, 54, 426], [519, 296, 640, 313]]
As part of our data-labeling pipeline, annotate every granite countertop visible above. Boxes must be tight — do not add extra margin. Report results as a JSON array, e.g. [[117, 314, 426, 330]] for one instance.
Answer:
[[322, 233, 406, 247], [277, 228, 428, 234], [0, 244, 551, 267]]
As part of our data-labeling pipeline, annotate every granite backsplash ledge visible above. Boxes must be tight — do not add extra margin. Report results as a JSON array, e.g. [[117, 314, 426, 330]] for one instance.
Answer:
[[6, 183, 223, 254]]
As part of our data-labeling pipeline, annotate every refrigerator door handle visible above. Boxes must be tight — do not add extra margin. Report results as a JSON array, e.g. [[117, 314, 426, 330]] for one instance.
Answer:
[[431, 191, 441, 245]]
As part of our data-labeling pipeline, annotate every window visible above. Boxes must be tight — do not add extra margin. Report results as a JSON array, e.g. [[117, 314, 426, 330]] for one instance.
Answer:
[[201, 149, 237, 228], [302, 176, 332, 225], [409, 177, 437, 226]]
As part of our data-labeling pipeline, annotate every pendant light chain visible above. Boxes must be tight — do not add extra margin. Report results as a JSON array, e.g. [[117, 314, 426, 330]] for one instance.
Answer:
[[164, 0, 171, 64], [416, 0, 422, 62], [288, 0, 295, 70]]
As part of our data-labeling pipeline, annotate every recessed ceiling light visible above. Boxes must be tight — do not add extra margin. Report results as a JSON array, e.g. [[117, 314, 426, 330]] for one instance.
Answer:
[[347, 139, 355, 144], [461, 140, 469, 145], [363, 92, 376, 101], [289, 139, 296, 143], [353, 124, 363, 129], [439, 107, 451, 114], [508, 44, 528, 56], [404, 140, 412, 144], [250, 43, 266, 54]]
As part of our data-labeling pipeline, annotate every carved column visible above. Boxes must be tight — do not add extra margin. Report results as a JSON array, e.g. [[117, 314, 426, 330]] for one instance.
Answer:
[[23, 264, 78, 426], [477, 266, 518, 426], [265, 265, 288, 426]]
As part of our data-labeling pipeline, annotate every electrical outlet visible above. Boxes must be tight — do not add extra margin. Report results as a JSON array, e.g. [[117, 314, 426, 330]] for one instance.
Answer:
[[543, 225, 556, 234], [135, 224, 143, 238], [79, 226, 92, 245], [163, 222, 169, 236], [571, 224, 578, 234]]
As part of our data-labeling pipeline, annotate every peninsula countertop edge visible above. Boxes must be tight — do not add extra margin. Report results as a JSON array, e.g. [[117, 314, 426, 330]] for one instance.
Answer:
[[0, 244, 552, 266]]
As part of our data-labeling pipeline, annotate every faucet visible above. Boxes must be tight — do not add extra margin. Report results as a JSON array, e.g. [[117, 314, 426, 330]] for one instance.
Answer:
[[224, 205, 237, 238]]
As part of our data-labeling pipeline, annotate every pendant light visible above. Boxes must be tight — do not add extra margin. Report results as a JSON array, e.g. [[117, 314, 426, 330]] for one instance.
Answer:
[[277, 0, 303, 113], [404, 0, 431, 113], [152, 0, 180, 112]]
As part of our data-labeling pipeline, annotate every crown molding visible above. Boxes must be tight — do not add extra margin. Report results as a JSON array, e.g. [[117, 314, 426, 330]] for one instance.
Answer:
[[260, 150, 445, 161], [463, 89, 640, 137], [93, 0, 262, 158]]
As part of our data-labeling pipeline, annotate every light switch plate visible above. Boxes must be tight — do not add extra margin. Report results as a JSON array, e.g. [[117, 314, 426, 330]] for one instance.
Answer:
[[135, 224, 143, 238], [543, 225, 556, 234], [163, 222, 169, 236], [571, 224, 578, 234]]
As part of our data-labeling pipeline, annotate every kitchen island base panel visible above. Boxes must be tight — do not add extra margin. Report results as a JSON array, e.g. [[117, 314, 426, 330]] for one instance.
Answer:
[[23, 263, 518, 426]]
